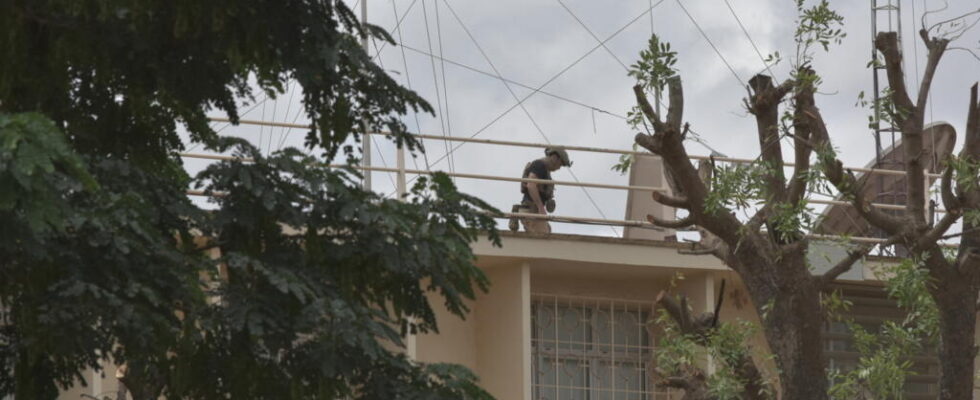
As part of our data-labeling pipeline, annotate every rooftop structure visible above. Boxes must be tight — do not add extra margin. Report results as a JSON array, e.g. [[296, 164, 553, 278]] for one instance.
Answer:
[[174, 121, 958, 399]]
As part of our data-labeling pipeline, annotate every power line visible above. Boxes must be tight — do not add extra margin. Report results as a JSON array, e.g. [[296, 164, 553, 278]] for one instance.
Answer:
[[722, 0, 777, 79], [556, 0, 630, 72], [440, 0, 622, 236], [390, 0, 431, 171], [416, 0, 661, 170], [435, 0, 453, 166], [362, 34, 400, 190], [399, 44, 626, 119], [391, 1, 661, 208], [421, 0, 455, 178], [674, 0, 746, 87], [371, 0, 420, 62]]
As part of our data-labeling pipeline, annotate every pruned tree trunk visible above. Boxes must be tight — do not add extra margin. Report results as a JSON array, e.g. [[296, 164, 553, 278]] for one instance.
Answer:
[[933, 275, 978, 400], [816, 30, 980, 399], [633, 73, 846, 399]]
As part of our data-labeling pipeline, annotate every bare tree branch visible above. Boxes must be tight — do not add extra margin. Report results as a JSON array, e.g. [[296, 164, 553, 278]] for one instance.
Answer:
[[964, 83, 980, 161], [806, 105, 906, 234], [786, 85, 814, 206], [875, 32, 916, 126], [654, 288, 773, 399], [948, 47, 980, 63], [633, 84, 667, 133], [666, 77, 685, 130], [941, 163, 962, 212], [652, 191, 691, 209], [648, 214, 694, 229], [747, 74, 790, 202], [917, 29, 951, 113], [817, 236, 899, 287], [634, 78, 745, 246]]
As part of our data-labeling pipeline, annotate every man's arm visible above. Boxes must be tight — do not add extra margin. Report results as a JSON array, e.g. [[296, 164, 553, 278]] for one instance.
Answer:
[[526, 173, 547, 214]]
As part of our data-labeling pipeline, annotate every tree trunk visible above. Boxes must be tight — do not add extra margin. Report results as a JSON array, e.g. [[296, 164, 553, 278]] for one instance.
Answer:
[[934, 277, 978, 400], [750, 274, 829, 399]]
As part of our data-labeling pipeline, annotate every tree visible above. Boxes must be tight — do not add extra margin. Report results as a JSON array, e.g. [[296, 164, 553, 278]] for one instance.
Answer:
[[0, 1, 498, 399], [818, 24, 980, 400], [629, 6, 846, 399], [627, 0, 980, 397], [650, 278, 774, 400]]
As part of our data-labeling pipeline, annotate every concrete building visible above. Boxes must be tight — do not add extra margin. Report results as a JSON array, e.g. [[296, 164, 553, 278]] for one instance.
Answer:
[[57, 133, 954, 400]]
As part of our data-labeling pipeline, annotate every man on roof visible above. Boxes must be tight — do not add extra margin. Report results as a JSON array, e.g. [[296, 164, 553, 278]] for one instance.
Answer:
[[509, 147, 572, 234]]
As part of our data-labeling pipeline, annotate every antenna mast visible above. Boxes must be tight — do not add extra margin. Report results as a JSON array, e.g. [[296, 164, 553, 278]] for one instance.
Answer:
[[870, 0, 903, 167], [361, 0, 372, 191]]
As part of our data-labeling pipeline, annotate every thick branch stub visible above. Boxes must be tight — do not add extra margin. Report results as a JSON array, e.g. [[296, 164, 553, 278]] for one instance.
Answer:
[[666, 76, 685, 130], [874, 32, 916, 123], [652, 191, 690, 209], [648, 214, 693, 229], [633, 84, 666, 133]]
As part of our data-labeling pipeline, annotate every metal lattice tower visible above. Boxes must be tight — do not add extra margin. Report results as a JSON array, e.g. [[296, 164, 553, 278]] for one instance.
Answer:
[[869, 0, 905, 255], [870, 0, 903, 168]]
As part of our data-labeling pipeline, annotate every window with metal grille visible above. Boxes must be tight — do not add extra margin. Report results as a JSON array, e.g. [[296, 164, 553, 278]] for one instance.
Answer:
[[531, 294, 680, 400]]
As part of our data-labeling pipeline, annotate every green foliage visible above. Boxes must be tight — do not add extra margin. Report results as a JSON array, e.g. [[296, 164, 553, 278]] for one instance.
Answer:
[[948, 155, 980, 193], [0, 1, 497, 399], [0, 113, 206, 399], [703, 162, 767, 215], [856, 87, 910, 130], [168, 139, 498, 399], [827, 258, 939, 399], [610, 143, 640, 175], [628, 35, 678, 94], [654, 306, 773, 399], [794, 0, 846, 59], [792, 0, 845, 89]]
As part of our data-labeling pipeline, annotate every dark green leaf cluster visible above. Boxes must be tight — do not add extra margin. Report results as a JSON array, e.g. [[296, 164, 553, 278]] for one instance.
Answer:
[[165, 139, 498, 399], [0, 113, 205, 398], [0, 0, 431, 161], [0, 1, 497, 398]]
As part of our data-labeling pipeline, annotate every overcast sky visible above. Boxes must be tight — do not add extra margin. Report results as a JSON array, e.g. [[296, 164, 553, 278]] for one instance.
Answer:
[[188, 0, 980, 237]]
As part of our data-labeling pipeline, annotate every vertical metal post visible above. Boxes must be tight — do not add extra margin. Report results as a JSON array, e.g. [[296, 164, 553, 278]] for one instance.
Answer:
[[397, 145, 407, 197], [924, 168, 931, 222], [361, 0, 372, 191]]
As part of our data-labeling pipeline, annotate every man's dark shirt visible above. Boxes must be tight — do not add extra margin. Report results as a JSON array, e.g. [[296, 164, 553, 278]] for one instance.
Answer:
[[521, 159, 552, 203]]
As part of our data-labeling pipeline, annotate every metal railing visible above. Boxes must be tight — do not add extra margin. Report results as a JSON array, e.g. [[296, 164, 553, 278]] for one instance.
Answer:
[[185, 117, 956, 246]]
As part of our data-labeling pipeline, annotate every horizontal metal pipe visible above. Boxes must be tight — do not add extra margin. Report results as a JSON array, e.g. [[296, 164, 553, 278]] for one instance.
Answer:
[[206, 117, 915, 177], [179, 152, 939, 211], [183, 188, 660, 228], [182, 188, 960, 248], [178, 153, 668, 192]]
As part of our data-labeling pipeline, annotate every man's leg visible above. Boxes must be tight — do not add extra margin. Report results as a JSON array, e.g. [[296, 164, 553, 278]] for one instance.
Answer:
[[518, 202, 551, 233]]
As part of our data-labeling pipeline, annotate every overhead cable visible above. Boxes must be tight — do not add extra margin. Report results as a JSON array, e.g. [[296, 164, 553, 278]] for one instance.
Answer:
[[390, 0, 431, 171], [674, 0, 746, 87], [399, 44, 625, 119], [421, 0, 455, 177], [556, 0, 631, 72], [440, 0, 622, 236], [722, 0, 778, 79]]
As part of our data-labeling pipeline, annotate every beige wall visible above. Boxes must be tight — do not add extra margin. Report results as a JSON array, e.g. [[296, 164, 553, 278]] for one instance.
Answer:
[[475, 263, 531, 400], [416, 295, 479, 371], [57, 361, 123, 400]]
